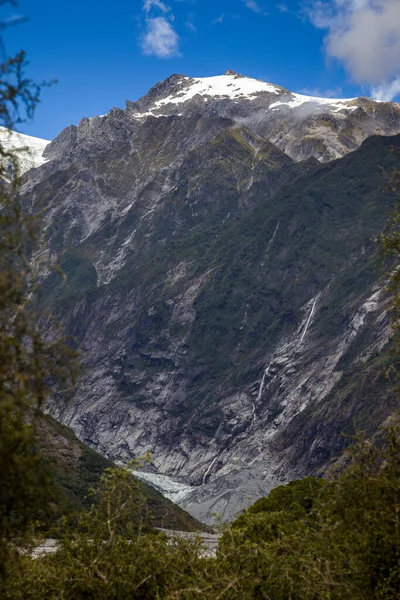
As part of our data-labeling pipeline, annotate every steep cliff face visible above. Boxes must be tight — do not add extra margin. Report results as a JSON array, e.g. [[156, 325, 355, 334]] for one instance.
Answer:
[[19, 73, 400, 523]]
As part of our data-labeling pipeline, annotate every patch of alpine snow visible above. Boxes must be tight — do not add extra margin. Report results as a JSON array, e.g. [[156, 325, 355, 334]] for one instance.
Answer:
[[0, 127, 50, 174], [132, 110, 155, 119], [132, 470, 196, 504], [153, 74, 281, 109], [132, 111, 183, 120], [269, 92, 356, 111]]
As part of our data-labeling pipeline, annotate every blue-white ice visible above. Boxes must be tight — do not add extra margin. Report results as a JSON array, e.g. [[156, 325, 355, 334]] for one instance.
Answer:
[[131, 470, 196, 504]]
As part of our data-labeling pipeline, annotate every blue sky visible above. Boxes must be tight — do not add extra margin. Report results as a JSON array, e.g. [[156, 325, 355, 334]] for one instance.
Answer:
[[4, 0, 400, 140]]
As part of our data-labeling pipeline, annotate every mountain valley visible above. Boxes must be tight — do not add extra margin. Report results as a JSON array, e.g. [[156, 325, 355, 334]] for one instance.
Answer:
[[13, 71, 400, 523]]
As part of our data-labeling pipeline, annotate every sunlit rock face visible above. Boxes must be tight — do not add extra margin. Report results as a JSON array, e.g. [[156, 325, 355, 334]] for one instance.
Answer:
[[20, 72, 400, 523]]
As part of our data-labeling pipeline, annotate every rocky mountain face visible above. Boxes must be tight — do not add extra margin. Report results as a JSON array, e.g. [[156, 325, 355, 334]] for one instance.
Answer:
[[18, 72, 400, 524]]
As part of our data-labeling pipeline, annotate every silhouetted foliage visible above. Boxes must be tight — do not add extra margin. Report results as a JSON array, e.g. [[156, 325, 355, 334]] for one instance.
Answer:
[[0, 3, 75, 587]]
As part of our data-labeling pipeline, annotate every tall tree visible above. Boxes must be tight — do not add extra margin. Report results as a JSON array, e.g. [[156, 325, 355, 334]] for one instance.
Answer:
[[0, 2, 75, 584]]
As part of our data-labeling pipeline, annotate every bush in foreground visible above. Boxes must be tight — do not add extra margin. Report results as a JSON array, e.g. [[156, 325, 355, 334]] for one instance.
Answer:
[[1, 418, 399, 599]]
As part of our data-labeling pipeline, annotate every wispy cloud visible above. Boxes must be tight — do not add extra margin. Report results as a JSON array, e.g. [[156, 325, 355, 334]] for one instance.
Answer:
[[211, 13, 225, 25], [306, 0, 400, 100], [242, 0, 268, 16], [143, 0, 169, 13], [140, 0, 180, 58], [1, 13, 28, 28], [141, 16, 180, 58], [299, 86, 343, 98], [276, 3, 289, 13], [186, 12, 196, 32], [371, 78, 400, 102]]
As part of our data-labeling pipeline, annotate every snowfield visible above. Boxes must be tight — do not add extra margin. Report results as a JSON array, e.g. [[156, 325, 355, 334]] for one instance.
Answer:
[[132, 72, 358, 120], [0, 127, 49, 174], [154, 74, 282, 108]]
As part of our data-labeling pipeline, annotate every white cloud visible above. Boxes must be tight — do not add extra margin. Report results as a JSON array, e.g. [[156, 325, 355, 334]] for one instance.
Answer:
[[242, 0, 268, 15], [141, 16, 180, 58], [140, 0, 180, 59], [143, 0, 169, 13], [243, 0, 261, 12], [371, 78, 400, 102], [307, 0, 400, 100]]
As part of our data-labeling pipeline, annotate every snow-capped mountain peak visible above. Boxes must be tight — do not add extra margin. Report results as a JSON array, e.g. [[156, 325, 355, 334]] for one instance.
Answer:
[[153, 72, 282, 107], [130, 71, 359, 120], [0, 127, 50, 174], [124, 71, 399, 163]]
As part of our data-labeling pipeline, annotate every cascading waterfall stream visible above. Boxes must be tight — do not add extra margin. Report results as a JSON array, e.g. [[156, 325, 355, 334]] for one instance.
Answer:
[[245, 146, 261, 192], [265, 219, 280, 257], [245, 369, 269, 435], [202, 455, 219, 485], [244, 292, 320, 439], [300, 294, 319, 343]]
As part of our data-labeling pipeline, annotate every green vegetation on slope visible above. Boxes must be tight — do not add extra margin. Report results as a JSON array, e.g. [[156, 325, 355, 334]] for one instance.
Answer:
[[37, 413, 210, 533], [3, 419, 400, 599]]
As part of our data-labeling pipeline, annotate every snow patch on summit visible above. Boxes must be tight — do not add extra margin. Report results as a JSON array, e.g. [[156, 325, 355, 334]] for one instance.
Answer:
[[131, 73, 283, 119], [269, 92, 357, 112], [0, 127, 49, 174], [153, 74, 281, 108], [132, 72, 359, 120]]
